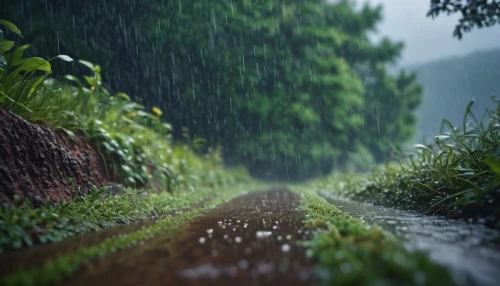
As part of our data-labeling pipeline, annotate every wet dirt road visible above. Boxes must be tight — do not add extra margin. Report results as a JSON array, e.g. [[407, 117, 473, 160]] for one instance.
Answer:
[[64, 189, 314, 286], [322, 194, 500, 286]]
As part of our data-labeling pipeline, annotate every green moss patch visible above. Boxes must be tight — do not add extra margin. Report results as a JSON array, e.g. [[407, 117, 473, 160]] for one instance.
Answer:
[[0, 183, 263, 253], [294, 188, 462, 285]]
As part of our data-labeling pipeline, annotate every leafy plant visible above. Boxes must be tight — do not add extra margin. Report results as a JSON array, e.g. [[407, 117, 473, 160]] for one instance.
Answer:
[[0, 20, 72, 118]]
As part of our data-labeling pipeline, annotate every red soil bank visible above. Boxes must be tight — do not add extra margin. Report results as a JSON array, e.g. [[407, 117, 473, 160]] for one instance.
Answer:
[[0, 109, 109, 206]]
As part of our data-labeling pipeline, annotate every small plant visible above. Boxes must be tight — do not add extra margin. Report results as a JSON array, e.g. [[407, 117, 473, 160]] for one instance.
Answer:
[[0, 20, 72, 119]]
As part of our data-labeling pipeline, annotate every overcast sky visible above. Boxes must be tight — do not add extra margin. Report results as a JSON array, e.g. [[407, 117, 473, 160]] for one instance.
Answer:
[[358, 0, 500, 66]]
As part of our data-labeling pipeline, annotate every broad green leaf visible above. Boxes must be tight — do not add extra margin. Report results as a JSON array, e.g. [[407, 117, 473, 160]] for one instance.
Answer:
[[16, 57, 52, 73], [7, 44, 31, 67], [49, 55, 73, 62], [0, 20, 23, 38], [0, 40, 14, 53]]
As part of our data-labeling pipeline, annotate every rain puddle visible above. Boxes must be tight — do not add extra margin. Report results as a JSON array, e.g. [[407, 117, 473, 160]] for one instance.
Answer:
[[321, 192, 500, 286]]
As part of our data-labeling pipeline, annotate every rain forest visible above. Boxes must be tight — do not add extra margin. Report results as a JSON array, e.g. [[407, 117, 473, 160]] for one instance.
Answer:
[[0, 0, 499, 285]]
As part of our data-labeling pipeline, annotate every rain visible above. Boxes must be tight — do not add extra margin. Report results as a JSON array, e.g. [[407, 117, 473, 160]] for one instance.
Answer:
[[0, 0, 500, 285]]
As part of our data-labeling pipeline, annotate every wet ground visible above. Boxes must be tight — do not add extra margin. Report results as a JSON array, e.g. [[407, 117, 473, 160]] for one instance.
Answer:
[[322, 193, 500, 286], [58, 189, 314, 285]]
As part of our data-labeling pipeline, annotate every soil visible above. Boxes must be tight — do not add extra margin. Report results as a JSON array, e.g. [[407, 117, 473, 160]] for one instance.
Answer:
[[0, 109, 109, 206], [60, 189, 314, 285]]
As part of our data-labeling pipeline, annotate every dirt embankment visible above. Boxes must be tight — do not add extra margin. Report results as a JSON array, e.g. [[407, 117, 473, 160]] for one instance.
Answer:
[[0, 109, 109, 206]]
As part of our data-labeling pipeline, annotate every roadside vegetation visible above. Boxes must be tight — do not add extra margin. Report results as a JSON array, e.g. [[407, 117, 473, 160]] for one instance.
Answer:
[[0, 20, 250, 252], [0, 20, 248, 193], [295, 188, 461, 285], [316, 99, 500, 228], [0, 183, 261, 253], [3, 0, 423, 179], [1, 184, 259, 286]]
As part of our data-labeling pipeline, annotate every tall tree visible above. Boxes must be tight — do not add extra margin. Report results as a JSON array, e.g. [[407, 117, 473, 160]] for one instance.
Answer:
[[1, 0, 422, 179]]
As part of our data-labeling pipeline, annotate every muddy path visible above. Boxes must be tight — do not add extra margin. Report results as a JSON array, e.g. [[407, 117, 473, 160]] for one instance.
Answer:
[[57, 189, 313, 285]]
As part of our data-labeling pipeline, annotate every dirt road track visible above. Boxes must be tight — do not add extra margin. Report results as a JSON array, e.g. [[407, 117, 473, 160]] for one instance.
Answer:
[[65, 189, 314, 286]]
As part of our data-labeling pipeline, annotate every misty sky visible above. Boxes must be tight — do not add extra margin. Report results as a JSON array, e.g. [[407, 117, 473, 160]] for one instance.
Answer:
[[359, 0, 500, 66]]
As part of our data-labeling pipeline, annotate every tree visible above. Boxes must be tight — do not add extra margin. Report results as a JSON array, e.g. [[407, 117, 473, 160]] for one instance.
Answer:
[[427, 0, 500, 39], [1, 0, 422, 179]]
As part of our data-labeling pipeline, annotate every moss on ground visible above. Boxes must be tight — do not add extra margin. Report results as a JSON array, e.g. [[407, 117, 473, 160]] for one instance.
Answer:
[[1, 184, 263, 286], [293, 187, 463, 285], [0, 183, 266, 253]]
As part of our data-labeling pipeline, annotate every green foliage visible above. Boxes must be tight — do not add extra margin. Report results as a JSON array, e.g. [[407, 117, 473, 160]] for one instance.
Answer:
[[296, 189, 458, 285], [0, 20, 72, 116], [0, 20, 249, 192], [319, 99, 500, 227], [428, 0, 500, 39], [2, 0, 422, 179]]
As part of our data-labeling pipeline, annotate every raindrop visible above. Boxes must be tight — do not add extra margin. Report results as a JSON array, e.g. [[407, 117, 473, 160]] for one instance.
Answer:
[[256, 231, 272, 239], [238, 259, 249, 269]]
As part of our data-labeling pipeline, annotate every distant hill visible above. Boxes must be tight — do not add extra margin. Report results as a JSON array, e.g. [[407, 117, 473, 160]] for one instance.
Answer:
[[408, 48, 500, 141]]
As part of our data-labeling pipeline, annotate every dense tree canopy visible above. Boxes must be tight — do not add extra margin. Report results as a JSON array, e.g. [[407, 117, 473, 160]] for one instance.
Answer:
[[428, 0, 500, 38], [1, 0, 422, 179]]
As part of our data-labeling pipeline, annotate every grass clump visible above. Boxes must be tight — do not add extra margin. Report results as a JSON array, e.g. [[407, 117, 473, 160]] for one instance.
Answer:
[[295, 188, 461, 285], [316, 99, 500, 227]]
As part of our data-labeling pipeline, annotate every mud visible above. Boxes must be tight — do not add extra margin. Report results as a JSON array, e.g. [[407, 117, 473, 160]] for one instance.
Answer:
[[63, 189, 314, 286], [0, 109, 109, 205]]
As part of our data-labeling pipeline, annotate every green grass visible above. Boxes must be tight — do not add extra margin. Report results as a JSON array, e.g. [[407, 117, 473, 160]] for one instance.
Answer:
[[294, 188, 462, 285], [0, 182, 264, 254], [1, 184, 263, 286], [314, 99, 500, 227]]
